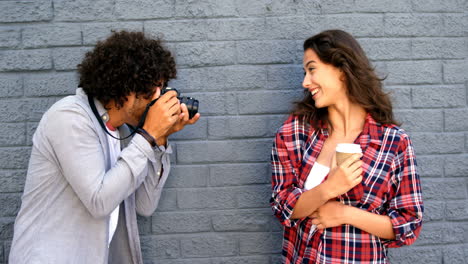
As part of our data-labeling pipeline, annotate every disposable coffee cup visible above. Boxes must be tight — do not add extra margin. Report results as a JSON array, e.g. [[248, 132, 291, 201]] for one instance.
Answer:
[[335, 143, 362, 166]]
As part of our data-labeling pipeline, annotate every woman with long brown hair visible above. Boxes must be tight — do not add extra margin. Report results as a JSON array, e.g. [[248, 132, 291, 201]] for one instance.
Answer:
[[270, 30, 423, 263]]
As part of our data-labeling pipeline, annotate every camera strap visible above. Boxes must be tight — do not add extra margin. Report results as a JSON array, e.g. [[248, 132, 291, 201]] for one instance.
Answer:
[[87, 95, 158, 141]]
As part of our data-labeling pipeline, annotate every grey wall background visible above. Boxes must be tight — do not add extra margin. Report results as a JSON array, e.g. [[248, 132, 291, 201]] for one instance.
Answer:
[[0, 0, 467, 263]]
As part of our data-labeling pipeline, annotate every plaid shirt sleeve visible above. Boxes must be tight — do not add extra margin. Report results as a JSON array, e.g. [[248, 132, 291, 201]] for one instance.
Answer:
[[270, 131, 306, 228], [383, 133, 423, 248]]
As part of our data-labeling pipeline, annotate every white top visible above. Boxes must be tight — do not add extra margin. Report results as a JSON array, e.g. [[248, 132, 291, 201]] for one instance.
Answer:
[[107, 129, 121, 246], [304, 162, 330, 191], [304, 161, 330, 235]]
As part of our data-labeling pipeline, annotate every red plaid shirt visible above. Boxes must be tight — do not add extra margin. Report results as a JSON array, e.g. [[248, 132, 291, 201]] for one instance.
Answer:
[[271, 114, 423, 264]]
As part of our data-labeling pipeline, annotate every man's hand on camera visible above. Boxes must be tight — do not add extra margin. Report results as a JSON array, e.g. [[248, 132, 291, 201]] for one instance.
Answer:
[[165, 102, 200, 136], [142, 88, 180, 146]]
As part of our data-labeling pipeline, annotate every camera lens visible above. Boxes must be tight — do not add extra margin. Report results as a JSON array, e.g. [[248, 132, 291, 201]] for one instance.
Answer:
[[161, 87, 199, 119], [179, 97, 199, 119]]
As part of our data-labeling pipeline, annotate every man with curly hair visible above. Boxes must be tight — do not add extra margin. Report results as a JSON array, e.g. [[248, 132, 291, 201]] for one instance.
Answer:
[[9, 31, 199, 264]]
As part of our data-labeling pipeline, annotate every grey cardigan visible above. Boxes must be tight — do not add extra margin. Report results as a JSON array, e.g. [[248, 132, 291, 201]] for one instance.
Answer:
[[9, 88, 172, 264]]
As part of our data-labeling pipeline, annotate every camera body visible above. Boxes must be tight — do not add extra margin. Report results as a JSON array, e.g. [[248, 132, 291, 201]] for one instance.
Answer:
[[161, 87, 199, 119]]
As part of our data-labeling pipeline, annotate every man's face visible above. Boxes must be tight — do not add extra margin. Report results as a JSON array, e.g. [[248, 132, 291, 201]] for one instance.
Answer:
[[123, 83, 164, 126]]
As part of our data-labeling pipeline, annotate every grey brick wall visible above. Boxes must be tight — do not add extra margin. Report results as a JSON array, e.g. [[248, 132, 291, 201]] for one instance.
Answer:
[[0, 0, 467, 263]]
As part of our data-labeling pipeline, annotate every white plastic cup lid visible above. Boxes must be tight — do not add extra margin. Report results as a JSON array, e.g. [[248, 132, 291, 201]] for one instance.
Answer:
[[336, 143, 362, 153]]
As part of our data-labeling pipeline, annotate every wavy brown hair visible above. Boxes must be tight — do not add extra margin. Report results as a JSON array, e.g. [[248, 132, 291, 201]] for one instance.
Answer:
[[292, 29, 398, 129], [78, 30, 176, 109]]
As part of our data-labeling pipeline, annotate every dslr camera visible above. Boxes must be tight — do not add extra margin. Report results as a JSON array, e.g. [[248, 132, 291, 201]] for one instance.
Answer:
[[160, 87, 199, 119]]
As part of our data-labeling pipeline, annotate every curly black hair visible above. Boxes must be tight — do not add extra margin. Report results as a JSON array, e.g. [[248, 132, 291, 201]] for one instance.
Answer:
[[78, 30, 176, 109]]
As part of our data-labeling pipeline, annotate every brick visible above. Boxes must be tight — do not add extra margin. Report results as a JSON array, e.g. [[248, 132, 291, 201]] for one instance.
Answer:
[[443, 60, 467, 84], [180, 92, 237, 115], [144, 260, 211, 264], [156, 189, 177, 212], [53, 47, 92, 71], [423, 201, 445, 222], [443, 223, 467, 243], [212, 209, 274, 232], [140, 235, 180, 259], [422, 178, 467, 200], [206, 18, 265, 41], [177, 188, 236, 209], [137, 214, 151, 235], [175, 0, 237, 18], [0, 99, 25, 122], [0, 170, 26, 193], [235, 0, 266, 16], [26, 122, 38, 146], [271, 255, 282, 264], [394, 109, 443, 132], [0, 74, 23, 97], [264, 16, 320, 40], [0, 28, 20, 48], [417, 155, 443, 177], [165, 165, 208, 188], [413, 133, 465, 154], [0, 147, 31, 170], [168, 118, 207, 141], [83, 22, 143, 45], [0, 193, 21, 217], [212, 256, 271, 264], [0, 123, 26, 146], [385, 86, 412, 109], [152, 212, 211, 234], [54, 0, 115, 21], [319, 0, 355, 13], [208, 115, 285, 139], [0, 217, 15, 240], [4, 241, 12, 262], [443, 245, 467, 264], [237, 90, 303, 114], [354, 0, 412, 12], [446, 200, 468, 220], [174, 42, 236, 67], [176, 139, 271, 164], [412, 85, 465, 108], [413, 222, 443, 245], [24, 72, 78, 97], [0, 0, 52, 23], [171, 66, 266, 93], [239, 232, 282, 254], [210, 163, 269, 187], [267, 65, 303, 90], [388, 246, 442, 264], [181, 234, 238, 257], [115, 0, 173, 20], [445, 155, 468, 176], [443, 14, 468, 36], [385, 61, 441, 85], [145, 20, 207, 42], [0, 50, 52, 71], [264, 0, 320, 16], [412, 38, 467, 59], [322, 14, 385, 37], [237, 40, 297, 64], [412, 0, 465, 12], [23, 98, 61, 122], [445, 109, 468, 132], [359, 38, 412, 61], [385, 14, 443, 36], [23, 24, 82, 48], [237, 185, 272, 208]]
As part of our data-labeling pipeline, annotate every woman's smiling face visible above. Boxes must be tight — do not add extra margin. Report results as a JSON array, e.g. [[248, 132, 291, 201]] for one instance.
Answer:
[[302, 48, 348, 109]]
